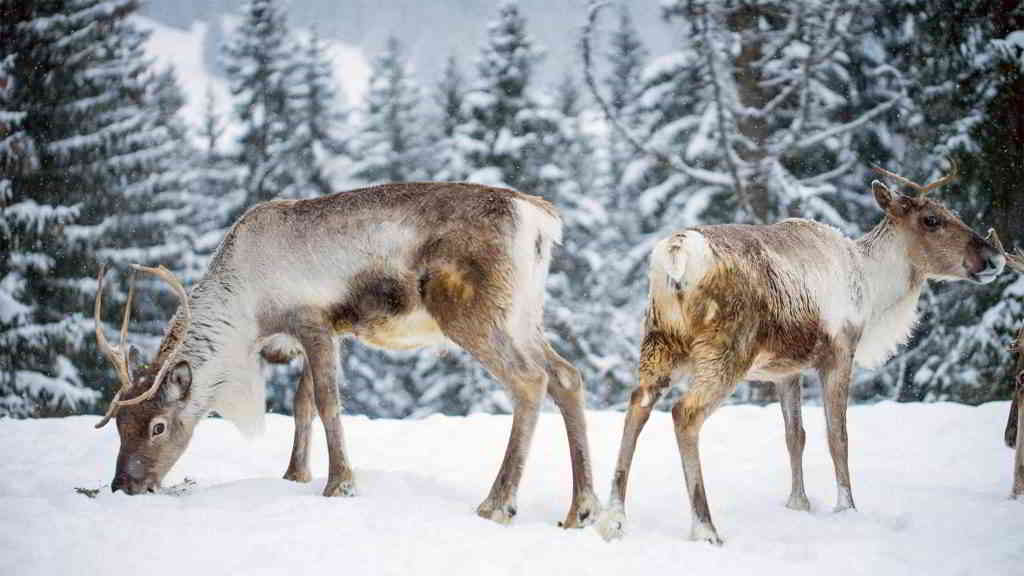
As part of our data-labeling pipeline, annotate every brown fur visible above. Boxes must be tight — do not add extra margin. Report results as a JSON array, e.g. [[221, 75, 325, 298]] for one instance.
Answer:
[[103, 181, 599, 528], [602, 180, 1005, 544]]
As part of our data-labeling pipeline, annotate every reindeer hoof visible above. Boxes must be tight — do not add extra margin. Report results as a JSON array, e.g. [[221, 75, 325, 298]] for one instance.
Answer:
[[283, 468, 312, 483], [595, 508, 627, 541], [559, 492, 600, 529], [323, 478, 356, 498], [690, 523, 724, 546], [786, 493, 811, 512], [477, 501, 516, 525]]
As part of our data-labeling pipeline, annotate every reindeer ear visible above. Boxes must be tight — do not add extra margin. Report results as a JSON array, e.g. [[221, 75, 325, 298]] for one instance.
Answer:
[[162, 361, 192, 402], [872, 180, 896, 212]]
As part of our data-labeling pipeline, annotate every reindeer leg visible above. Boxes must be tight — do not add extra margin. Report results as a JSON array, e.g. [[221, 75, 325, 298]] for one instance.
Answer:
[[1006, 394, 1018, 449], [541, 341, 600, 528], [671, 364, 734, 546], [597, 331, 674, 540], [819, 351, 856, 512], [283, 361, 314, 483], [470, 336, 548, 524], [299, 323, 354, 498], [1013, 374, 1024, 499], [777, 375, 810, 511]]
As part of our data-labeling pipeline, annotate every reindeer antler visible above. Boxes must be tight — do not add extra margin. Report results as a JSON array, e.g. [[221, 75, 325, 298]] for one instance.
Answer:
[[94, 264, 137, 428], [94, 264, 192, 428], [871, 156, 958, 197], [987, 228, 1024, 274]]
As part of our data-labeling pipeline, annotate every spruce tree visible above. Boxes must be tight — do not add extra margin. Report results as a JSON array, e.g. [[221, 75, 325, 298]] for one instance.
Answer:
[[431, 55, 471, 181], [463, 1, 546, 190], [349, 36, 425, 184], [221, 0, 294, 211], [0, 0, 190, 415], [278, 27, 345, 199]]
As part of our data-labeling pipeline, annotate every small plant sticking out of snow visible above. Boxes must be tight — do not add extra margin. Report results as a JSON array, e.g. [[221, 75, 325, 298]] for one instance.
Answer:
[[73, 477, 196, 499], [74, 486, 103, 499]]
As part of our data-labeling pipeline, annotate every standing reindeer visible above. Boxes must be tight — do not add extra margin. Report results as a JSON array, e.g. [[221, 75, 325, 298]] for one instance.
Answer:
[[597, 160, 1006, 544], [988, 231, 1024, 499], [93, 182, 600, 528]]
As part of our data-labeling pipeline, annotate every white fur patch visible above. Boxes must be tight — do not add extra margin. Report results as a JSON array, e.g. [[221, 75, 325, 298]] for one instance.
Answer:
[[854, 233, 922, 369], [650, 232, 713, 291], [507, 198, 562, 347]]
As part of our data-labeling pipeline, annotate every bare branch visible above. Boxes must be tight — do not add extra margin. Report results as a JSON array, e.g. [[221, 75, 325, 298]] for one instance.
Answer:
[[580, 1, 729, 189]]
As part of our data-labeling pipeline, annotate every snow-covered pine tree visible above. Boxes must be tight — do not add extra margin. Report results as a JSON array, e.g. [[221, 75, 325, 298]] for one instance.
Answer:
[[431, 55, 471, 181], [349, 36, 426, 184], [462, 1, 547, 191], [538, 72, 630, 407], [221, 0, 295, 212], [601, 4, 647, 199], [278, 26, 346, 200], [0, 0, 192, 415], [858, 0, 1024, 404], [183, 88, 244, 286]]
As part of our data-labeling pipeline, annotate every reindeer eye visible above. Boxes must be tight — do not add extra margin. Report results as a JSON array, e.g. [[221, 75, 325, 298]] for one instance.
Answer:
[[151, 421, 166, 437], [922, 215, 942, 229]]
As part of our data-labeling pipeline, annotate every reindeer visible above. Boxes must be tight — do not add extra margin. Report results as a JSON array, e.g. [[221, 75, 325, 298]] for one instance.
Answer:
[[596, 160, 1006, 544], [988, 231, 1024, 499], [93, 182, 600, 528]]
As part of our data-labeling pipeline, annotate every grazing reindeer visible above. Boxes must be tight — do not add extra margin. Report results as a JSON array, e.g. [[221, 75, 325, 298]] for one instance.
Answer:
[[94, 182, 600, 528], [597, 160, 1006, 544], [988, 231, 1024, 499]]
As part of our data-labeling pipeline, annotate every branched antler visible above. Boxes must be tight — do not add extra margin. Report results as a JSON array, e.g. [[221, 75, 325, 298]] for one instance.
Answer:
[[871, 156, 958, 197], [95, 264, 192, 428]]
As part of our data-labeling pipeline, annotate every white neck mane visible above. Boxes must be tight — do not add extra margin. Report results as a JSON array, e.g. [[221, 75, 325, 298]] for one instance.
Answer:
[[853, 223, 925, 369], [173, 276, 267, 436]]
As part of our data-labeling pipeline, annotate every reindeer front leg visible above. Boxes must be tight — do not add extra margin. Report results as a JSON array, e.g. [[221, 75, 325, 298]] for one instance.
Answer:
[[284, 362, 314, 483], [298, 322, 355, 497], [819, 345, 856, 512]]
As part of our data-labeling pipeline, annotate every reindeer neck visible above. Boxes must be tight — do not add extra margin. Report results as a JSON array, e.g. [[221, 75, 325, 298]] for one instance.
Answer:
[[851, 218, 926, 368], [156, 272, 257, 419], [856, 218, 924, 319]]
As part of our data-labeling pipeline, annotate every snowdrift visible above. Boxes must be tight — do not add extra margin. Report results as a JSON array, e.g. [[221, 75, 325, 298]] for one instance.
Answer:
[[1, 402, 1020, 575]]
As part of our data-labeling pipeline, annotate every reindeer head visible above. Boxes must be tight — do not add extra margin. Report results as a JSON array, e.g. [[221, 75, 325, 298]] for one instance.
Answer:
[[871, 158, 1005, 284], [94, 264, 198, 494]]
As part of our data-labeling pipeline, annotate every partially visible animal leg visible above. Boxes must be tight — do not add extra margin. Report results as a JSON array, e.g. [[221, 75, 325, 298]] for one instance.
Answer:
[[466, 334, 547, 525], [820, 357, 856, 512], [298, 320, 354, 498], [1006, 395, 1018, 449], [1013, 373, 1024, 499], [777, 375, 810, 511], [596, 331, 676, 541], [541, 340, 600, 529], [284, 360, 314, 483], [670, 364, 735, 546]]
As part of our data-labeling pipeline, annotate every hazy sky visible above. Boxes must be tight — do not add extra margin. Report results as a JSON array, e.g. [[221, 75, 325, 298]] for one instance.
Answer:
[[140, 0, 676, 90]]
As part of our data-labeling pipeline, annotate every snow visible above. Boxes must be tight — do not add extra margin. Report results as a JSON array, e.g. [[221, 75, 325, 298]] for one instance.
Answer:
[[1, 402, 1020, 575]]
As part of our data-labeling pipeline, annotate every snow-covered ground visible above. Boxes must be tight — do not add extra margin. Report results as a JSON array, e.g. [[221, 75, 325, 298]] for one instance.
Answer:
[[1, 402, 1020, 575]]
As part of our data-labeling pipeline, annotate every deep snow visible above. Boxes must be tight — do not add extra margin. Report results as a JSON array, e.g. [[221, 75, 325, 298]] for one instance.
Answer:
[[1, 402, 1021, 575]]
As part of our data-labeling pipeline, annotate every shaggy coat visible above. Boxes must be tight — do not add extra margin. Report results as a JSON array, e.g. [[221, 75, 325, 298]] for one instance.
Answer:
[[101, 182, 599, 528], [599, 182, 1006, 544]]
